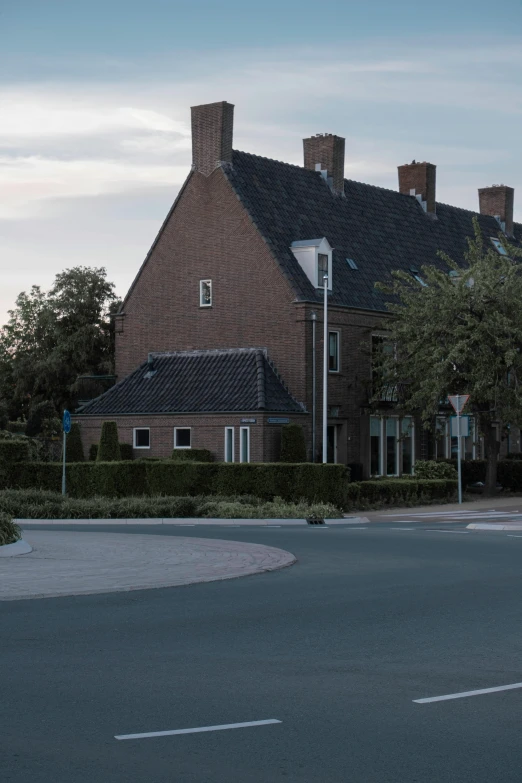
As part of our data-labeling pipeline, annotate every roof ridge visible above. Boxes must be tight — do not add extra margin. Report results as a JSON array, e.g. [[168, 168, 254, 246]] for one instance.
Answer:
[[149, 347, 265, 358]]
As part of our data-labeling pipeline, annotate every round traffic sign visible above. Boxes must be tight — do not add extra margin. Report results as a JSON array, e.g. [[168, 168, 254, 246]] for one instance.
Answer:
[[62, 410, 71, 434]]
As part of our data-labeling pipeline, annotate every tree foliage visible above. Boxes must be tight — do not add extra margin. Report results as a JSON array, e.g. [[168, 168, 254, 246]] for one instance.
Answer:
[[375, 220, 522, 494], [66, 423, 85, 463], [0, 267, 119, 421], [97, 422, 121, 462]]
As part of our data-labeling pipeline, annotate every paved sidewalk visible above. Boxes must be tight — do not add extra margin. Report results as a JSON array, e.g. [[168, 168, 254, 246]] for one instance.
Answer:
[[0, 531, 296, 601]]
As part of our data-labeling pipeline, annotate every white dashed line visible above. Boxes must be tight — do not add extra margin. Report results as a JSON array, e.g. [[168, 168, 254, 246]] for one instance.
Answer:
[[414, 682, 522, 704], [115, 719, 282, 740]]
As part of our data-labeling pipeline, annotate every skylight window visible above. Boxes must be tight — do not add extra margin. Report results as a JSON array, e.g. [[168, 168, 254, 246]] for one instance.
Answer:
[[490, 237, 508, 256], [409, 266, 428, 287], [346, 258, 358, 270]]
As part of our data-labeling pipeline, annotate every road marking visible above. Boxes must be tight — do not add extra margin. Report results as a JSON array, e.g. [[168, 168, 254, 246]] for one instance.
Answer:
[[115, 719, 282, 740], [391, 527, 415, 531], [507, 535, 522, 538], [424, 529, 470, 534], [344, 527, 368, 530], [413, 682, 522, 704]]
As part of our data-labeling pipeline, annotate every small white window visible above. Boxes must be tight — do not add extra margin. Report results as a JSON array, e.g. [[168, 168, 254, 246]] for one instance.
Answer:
[[200, 279, 212, 307], [224, 427, 234, 462], [174, 427, 191, 449], [491, 237, 508, 256], [239, 427, 250, 463], [329, 330, 340, 372], [133, 428, 150, 449]]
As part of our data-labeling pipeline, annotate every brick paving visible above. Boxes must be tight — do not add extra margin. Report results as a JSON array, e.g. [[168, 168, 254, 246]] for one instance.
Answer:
[[0, 531, 296, 601]]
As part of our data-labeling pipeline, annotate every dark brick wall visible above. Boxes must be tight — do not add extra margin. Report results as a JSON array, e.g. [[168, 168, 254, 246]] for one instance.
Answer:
[[398, 161, 436, 214], [478, 185, 514, 237]]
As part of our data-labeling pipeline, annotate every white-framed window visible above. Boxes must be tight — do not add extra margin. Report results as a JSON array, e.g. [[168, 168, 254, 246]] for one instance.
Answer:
[[200, 279, 212, 307], [174, 427, 191, 449], [317, 253, 329, 287], [370, 416, 415, 476], [329, 330, 340, 373], [224, 427, 234, 463], [133, 427, 150, 449], [239, 426, 250, 463]]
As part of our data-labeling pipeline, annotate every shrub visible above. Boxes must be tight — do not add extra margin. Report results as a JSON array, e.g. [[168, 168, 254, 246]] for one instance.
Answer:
[[279, 424, 307, 463], [0, 439, 32, 464], [414, 460, 457, 480], [506, 452, 522, 460], [6, 421, 26, 435], [66, 423, 85, 462], [0, 402, 8, 431], [498, 460, 522, 492], [120, 443, 133, 461], [0, 512, 22, 546], [97, 422, 121, 462], [345, 479, 457, 510], [170, 449, 214, 462], [89, 444, 98, 461]]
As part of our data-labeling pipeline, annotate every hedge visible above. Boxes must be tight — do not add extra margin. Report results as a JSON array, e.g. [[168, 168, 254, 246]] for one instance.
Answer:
[[120, 443, 133, 461], [66, 423, 84, 463], [345, 479, 458, 509], [170, 449, 214, 462], [97, 422, 121, 461], [279, 424, 307, 462], [0, 439, 32, 464], [0, 512, 22, 546], [1, 461, 350, 506]]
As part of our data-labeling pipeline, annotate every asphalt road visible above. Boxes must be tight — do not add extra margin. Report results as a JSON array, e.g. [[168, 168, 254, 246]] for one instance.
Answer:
[[3, 521, 522, 782]]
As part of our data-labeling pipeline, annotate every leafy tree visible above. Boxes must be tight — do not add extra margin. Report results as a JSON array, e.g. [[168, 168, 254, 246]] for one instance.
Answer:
[[375, 220, 522, 495], [26, 401, 57, 437], [97, 422, 121, 461], [66, 423, 85, 462], [0, 267, 119, 419], [280, 423, 307, 462]]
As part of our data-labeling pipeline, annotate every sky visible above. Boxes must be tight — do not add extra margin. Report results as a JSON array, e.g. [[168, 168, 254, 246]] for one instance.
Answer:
[[1, 0, 522, 323]]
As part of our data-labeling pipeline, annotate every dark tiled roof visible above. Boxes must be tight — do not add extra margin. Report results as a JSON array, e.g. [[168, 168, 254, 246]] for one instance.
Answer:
[[225, 151, 522, 312], [76, 348, 305, 416]]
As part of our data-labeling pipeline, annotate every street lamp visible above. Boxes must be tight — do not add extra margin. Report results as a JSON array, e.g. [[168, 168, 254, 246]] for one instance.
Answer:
[[323, 273, 328, 464], [310, 310, 317, 463]]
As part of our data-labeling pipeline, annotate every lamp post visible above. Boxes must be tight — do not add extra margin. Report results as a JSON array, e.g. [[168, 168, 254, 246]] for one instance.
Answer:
[[323, 274, 328, 464], [311, 310, 317, 462]]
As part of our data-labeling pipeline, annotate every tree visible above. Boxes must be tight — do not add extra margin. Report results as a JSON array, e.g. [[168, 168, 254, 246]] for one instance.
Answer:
[[66, 423, 85, 462], [280, 423, 307, 462], [375, 219, 522, 496], [0, 267, 119, 419], [97, 422, 121, 461]]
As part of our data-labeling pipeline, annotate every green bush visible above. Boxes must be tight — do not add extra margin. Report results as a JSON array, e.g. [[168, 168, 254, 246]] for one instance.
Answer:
[[0, 402, 8, 431], [3, 460, 349, 505], [97, 422, 121, 462], [6, 421, 26, 435], [89, 444, 98, 461], [414, 460, 457, 479], [120, 443, 133, 461], [0, 439, 32, 464], [66, 423, 84, 462], [498, 460, 522, 491], [439, 459, 486, 487], [345, 479, 458, 510], [170, 449, 214, 462], [279, 424, 307, 462], [0, 512, 22, 546]]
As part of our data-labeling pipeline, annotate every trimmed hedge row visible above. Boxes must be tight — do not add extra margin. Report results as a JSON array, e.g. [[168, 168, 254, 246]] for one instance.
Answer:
[[0, 439, 32, 463], [171, 449, 214, 462], [2, 461, 350, 506], [345, 479, 458, 509]]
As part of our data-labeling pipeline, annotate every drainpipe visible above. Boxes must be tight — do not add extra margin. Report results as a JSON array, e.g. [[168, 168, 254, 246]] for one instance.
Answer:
[[311, 311, 317, 462]]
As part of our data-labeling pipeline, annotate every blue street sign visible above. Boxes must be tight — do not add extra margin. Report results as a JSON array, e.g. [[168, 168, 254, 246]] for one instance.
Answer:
[[63, 410, 71, 434]]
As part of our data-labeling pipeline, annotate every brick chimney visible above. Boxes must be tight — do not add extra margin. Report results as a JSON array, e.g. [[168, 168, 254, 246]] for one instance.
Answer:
[[303, 133, 345, 195], [191, 101, 234, 176], [398, 161, 437, 214], [478, 185, 514, 237]]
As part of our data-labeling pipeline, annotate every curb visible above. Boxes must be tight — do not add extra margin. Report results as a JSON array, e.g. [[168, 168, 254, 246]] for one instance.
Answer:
[[466, 523, 522, 531], [17, 516, 370, 527], [0, 538, 33, 557]]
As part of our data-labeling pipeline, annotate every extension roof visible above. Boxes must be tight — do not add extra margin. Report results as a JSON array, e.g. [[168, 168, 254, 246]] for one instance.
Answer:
[[76, 348, 305, 416], [224, 151, 522, 311]]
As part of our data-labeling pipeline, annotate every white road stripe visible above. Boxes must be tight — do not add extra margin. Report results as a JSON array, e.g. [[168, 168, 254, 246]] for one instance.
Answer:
[[507, 535, 522, 538], [414, 682, 522, 704], [391, 528, 414, 531], [344, 527, 368, 530], [424, 529, 470, 534], [115, 719, 282, 740]]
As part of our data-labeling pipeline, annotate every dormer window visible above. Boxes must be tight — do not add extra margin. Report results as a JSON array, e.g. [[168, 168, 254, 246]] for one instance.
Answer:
[[290, 237, 333, 291], [318, 253, 329, 287]]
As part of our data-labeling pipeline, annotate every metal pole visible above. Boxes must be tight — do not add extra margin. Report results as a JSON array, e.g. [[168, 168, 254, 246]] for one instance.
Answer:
[[457, 396, 462, 504], [311, 311, 317, 463], [322, 274, 328, 464], [62, 430, 67, 496]]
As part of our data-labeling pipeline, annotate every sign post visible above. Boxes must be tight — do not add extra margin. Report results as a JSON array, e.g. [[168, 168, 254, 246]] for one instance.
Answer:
[[62, 410, 71, 496], [448, 395, 470, 504]]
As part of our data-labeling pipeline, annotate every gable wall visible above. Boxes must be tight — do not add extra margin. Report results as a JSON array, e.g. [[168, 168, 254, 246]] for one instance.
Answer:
[[117, 167, 307, 404]]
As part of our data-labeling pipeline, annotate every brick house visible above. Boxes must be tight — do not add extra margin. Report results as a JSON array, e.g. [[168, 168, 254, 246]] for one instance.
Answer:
[[76, 100, 521, 474]]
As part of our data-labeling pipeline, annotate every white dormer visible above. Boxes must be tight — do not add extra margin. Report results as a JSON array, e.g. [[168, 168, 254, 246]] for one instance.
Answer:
[[290, 237, 333, 291]]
